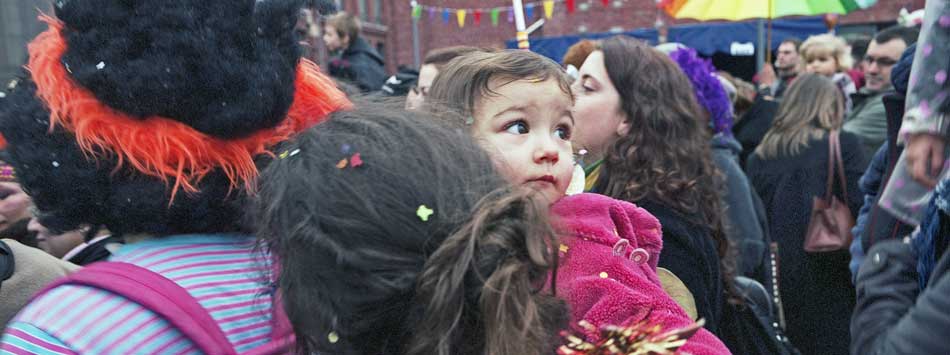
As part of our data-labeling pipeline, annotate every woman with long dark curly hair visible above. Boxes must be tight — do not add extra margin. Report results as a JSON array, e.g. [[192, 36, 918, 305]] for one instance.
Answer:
[[573, 36, 734, 335]]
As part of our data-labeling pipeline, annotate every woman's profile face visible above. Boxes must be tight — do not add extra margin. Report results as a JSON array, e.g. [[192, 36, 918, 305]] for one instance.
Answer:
[[570, 51, 628, 162]]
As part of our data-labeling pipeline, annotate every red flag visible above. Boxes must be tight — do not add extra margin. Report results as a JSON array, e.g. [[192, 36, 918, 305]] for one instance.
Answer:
[[602, 0, 609, 7], [474, 9, 482, 26], [566, 0, 576, 14]]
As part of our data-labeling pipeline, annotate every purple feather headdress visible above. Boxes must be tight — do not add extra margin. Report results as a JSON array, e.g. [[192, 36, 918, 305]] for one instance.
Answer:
[[669, 47, 733, 137]]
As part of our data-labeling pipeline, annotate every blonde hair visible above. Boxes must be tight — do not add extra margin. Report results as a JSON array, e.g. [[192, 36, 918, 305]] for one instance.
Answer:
[[755, 74, 845, 159], [800, 34, 853, 71]]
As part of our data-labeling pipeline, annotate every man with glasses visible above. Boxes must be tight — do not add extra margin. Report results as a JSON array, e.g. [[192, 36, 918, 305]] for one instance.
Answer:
[[845, 26, 920, 157]]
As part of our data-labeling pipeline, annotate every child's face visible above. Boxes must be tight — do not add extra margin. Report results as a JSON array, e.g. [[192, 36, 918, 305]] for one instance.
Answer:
[[472, 78, 574, 204], [805, 54, 837, 77]]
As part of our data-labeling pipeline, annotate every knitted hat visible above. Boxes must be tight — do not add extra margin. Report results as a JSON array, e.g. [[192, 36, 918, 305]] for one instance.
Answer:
[[0, 0, 349, 236], [891, 43, 916, 96], [668, 47, 733, 137]]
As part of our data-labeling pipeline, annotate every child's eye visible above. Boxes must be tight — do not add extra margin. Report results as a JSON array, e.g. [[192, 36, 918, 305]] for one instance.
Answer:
[[555, 125, 572, 140], [503, 121, 529, 134]]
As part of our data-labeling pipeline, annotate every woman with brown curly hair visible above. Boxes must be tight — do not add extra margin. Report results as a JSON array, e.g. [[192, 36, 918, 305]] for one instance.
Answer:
[[572, 36, 733, 335]]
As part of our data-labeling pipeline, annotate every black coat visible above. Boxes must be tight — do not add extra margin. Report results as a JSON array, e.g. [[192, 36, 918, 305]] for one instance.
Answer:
[[638, 199, 724, 336], [733, 95, 779, 168], [712, 136, 773, 291], [328, 37, 387, 93], [746, 132, 868, 355], [851, 239, 950, 354], [66, 235, 122, 266]]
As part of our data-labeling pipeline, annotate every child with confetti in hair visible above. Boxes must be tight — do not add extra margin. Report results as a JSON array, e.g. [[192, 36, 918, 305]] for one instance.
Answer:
[[250, 107, 569, 355], [426, 49, 731, 354]]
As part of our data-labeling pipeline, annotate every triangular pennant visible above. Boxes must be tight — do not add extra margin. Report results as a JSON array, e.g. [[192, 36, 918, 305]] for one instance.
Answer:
[[567, 0, 576, 14], [525, 3, 534, 19], [442, 8, 450, 24], [456, 9, 467, 28], [428, 6, 436, 19], [507, 7, 514, 23], [602, 0, 610, 7], [474, 9, 482, 26], [543, 0, 554, 19], [412, 5, 422, 19], [491, 8, 500, 26]]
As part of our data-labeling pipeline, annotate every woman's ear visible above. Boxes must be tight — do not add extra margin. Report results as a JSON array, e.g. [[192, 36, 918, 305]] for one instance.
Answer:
[[616, 119, 631, 137]]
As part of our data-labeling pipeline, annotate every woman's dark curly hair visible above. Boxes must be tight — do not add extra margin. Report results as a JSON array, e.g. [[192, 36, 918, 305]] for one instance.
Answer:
[[251, 105, 567, 355], [591, 36, 737, 301]]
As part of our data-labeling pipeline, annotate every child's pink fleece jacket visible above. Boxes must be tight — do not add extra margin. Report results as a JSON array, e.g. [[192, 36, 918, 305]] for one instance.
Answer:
[[551, 193, 731, 355]]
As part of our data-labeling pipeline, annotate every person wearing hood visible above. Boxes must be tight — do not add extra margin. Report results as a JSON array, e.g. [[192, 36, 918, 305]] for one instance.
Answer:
[[666, 47, 773, 291], [324, 12, 387, 93]]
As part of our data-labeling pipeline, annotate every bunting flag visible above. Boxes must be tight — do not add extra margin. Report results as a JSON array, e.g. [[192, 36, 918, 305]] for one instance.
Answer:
[[411, 0, 636, 29], [456, 9, 467, 27], [543, 0, 554, 19]]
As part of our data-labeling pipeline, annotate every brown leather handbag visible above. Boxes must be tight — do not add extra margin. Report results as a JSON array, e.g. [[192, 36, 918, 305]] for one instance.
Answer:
[[804, 130, 854, 252]]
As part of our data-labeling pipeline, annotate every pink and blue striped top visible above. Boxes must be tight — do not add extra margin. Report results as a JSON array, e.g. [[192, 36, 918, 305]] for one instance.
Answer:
[[1, 234, 276, 355]]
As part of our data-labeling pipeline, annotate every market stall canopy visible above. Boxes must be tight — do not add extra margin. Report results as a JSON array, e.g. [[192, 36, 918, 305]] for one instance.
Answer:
[[505, 16, 829, 61]]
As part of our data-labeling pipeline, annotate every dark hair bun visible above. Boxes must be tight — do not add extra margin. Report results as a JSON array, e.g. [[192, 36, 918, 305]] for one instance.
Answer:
[[55, 0, 303, 138]]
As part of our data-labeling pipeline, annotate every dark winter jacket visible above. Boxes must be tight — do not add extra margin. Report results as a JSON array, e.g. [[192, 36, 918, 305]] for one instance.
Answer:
[[851, 239, 950, 355], [66, 235, 122, 266], [711, 135, 772, 290], [638, 199, 724, 336], [849, 93, 914, 280], [746, 131, 867, 355], [733, 95, 779, 168], [328, 37, 387, 93]]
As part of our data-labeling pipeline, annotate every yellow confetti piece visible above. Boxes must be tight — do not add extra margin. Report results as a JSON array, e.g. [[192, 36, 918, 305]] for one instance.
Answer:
[[417, 205, 434, 221], [278, 151, 289, 159], [599, 272, 608, 279], [336, 159, 348, 169], [559, 244, 569, 253], [327, 331, 339, 343]]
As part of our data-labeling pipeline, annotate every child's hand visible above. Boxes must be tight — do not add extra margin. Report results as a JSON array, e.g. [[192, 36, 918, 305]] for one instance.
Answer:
[[905, 132, 947, 188]]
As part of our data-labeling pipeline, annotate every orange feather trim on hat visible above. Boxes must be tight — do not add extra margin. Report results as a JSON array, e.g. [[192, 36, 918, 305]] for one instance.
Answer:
[[26, 15, 350, 197]]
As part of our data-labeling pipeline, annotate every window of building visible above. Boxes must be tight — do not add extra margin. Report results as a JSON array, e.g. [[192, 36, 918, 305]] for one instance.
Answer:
[[357, 0, 367, 21], [372, 0, 382, 24]]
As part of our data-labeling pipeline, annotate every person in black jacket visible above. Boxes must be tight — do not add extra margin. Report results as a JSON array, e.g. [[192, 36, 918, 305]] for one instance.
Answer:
[[574, 36, 732, 335], [747, 74, 868, 355], [323, 12, 387, 92]]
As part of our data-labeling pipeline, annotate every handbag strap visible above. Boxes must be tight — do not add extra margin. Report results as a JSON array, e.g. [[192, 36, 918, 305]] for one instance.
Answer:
[[833, 130, 848, 204], [825, 130, 849, 204]]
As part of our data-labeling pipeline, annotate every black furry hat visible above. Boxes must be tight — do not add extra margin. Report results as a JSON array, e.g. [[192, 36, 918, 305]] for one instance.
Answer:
[[0, 0, 348, 236]]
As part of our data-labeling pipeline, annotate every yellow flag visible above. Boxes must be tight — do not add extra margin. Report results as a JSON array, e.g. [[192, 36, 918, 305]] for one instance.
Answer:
[[457, 9, 467, 28], [543, 0, 555, 19]]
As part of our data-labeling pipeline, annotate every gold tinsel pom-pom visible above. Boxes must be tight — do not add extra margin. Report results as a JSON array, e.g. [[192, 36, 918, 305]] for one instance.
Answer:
[[557, 319, 706, 355]]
